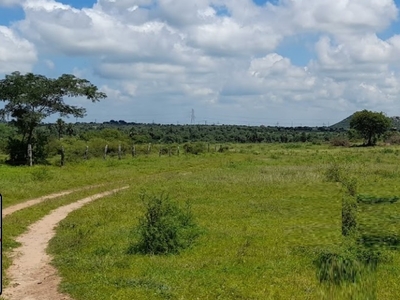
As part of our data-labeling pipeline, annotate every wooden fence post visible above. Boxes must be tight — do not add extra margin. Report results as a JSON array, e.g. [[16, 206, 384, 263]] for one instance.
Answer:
[[177, 146, 180, 156], [27, 144, 33, 166], [132, 144, 136, 157], [147, 143, 151, 155], [104, 145, 108, 160], [84, 145, 89, 160], [60, 146, 65, 166], [118, 144, 122, 160]]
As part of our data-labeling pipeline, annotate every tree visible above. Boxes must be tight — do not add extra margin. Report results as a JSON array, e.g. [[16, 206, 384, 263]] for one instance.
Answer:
[[0, 71, 107, 164], [350, 110, 392, 146]]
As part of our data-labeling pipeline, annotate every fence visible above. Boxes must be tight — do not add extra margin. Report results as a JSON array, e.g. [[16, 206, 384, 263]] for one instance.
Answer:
[[24, 142, 226, 166]]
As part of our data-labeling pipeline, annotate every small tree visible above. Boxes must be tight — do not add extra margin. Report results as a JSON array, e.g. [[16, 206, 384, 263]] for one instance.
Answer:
[[0, 71, 106, 164], [350, 110, 391, 146]]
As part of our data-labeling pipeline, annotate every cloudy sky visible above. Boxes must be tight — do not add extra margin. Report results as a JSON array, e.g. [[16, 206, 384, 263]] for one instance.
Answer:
[[1, 0, 400, 126]]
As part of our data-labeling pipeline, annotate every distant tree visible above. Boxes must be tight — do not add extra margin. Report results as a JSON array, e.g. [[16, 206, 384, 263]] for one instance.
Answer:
[[350, 110, 392, 146], [0, 71, 106, 164]]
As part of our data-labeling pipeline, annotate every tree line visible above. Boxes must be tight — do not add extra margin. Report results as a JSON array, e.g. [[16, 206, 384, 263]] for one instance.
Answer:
[[0, 71, 396, 165]]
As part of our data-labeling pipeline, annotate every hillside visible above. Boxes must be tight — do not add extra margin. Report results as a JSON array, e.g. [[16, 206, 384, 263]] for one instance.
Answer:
[[330, 114, 400, 130]]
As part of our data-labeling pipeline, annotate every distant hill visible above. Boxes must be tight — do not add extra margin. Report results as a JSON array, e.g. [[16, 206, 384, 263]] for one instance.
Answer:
[[330, 113, 400, 130]]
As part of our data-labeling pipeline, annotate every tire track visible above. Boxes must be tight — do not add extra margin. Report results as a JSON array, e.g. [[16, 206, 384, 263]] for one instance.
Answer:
[[3, 183, 108, 218], [2, 186, 129, 300]]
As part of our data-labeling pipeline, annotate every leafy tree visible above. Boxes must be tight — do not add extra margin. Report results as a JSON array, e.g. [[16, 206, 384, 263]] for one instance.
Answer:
[[0, 71, 106, 164], [350, 110, 392, 146]]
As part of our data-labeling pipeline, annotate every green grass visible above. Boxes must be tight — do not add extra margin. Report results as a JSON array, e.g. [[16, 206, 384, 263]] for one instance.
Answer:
[[2, 144, 400, 299]]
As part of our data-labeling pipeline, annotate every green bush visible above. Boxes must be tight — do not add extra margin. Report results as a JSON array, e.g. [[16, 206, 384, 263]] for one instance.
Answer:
[[128, 193, 200, 255], [330, 136, 350, 147], [183, 142, 206, 155]]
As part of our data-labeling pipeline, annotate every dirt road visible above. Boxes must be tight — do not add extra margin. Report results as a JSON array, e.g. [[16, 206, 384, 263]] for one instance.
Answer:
[[2, 184, 107, 218], [2, 186, 129, 300]]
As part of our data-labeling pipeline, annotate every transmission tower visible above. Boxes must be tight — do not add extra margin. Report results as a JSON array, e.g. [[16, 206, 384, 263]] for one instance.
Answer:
[[191, 109, 195, 124]]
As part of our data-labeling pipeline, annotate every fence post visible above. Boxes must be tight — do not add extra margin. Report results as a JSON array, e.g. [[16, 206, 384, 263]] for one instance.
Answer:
[[118, 144, 122, 160], [132, 144, 136, 157], [27, 144, 33, 166], [104, 145, 108, 160], [177, 146, 180, 156], [147, 143, 151, 155], [60, 146, 65, 167], [84, 145, 89, 160]]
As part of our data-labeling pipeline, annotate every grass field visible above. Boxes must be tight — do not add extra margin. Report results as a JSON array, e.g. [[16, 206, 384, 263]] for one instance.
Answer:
[[1, 143, 400, 299]]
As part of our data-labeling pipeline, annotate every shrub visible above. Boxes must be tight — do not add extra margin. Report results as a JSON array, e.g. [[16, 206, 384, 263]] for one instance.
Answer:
[[384, 132, 400, 145], [128, 193, 200, 255], [183, 142, 206, 155], [330, 137, 350, 147], [218, 145, 230, 153]]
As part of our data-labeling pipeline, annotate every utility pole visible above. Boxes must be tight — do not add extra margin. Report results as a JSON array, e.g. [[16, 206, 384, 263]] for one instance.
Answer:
[[191, 109, 195, 124]]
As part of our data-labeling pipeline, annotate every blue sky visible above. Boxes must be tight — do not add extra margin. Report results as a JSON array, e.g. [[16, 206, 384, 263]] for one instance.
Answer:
[[1, 0, 400, 126]]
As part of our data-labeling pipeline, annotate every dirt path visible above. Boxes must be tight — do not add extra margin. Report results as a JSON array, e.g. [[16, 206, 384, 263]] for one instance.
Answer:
[[2, 186, 129, 300], [2, 183, 108, 218]]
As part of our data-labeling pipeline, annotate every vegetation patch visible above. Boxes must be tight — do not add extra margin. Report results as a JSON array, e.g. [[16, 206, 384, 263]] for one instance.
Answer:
[[357, 194, 399, 204], [128, 193, 201, 255]]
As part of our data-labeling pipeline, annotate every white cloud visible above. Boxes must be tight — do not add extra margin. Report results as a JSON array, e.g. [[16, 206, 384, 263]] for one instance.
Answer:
[[0, 26, 37, 74], [276, 0, 398, 36], [1, 0, 400, 124], [0, 0, 24, 6]]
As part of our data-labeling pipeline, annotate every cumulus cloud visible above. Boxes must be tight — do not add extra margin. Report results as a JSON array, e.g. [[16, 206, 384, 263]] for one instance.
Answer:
[[276, 0, 398, 36], [2, 0, 400, 124], [0, 26, 37, 74]]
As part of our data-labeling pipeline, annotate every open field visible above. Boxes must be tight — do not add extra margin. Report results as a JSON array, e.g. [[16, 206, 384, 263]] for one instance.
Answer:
[[1, 143, 400, 299]]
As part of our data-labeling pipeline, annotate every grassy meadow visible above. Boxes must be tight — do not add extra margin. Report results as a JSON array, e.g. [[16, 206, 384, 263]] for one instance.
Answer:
[[1, 143, 400, 299]]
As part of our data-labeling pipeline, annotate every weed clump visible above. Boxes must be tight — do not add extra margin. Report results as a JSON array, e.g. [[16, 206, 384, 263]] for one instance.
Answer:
[[314, 248, 362, 285], [128, 193, 200, 255], [183, 142, 206, 155], [324, 162, 343, 183], [342, 196, 357, 237]]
